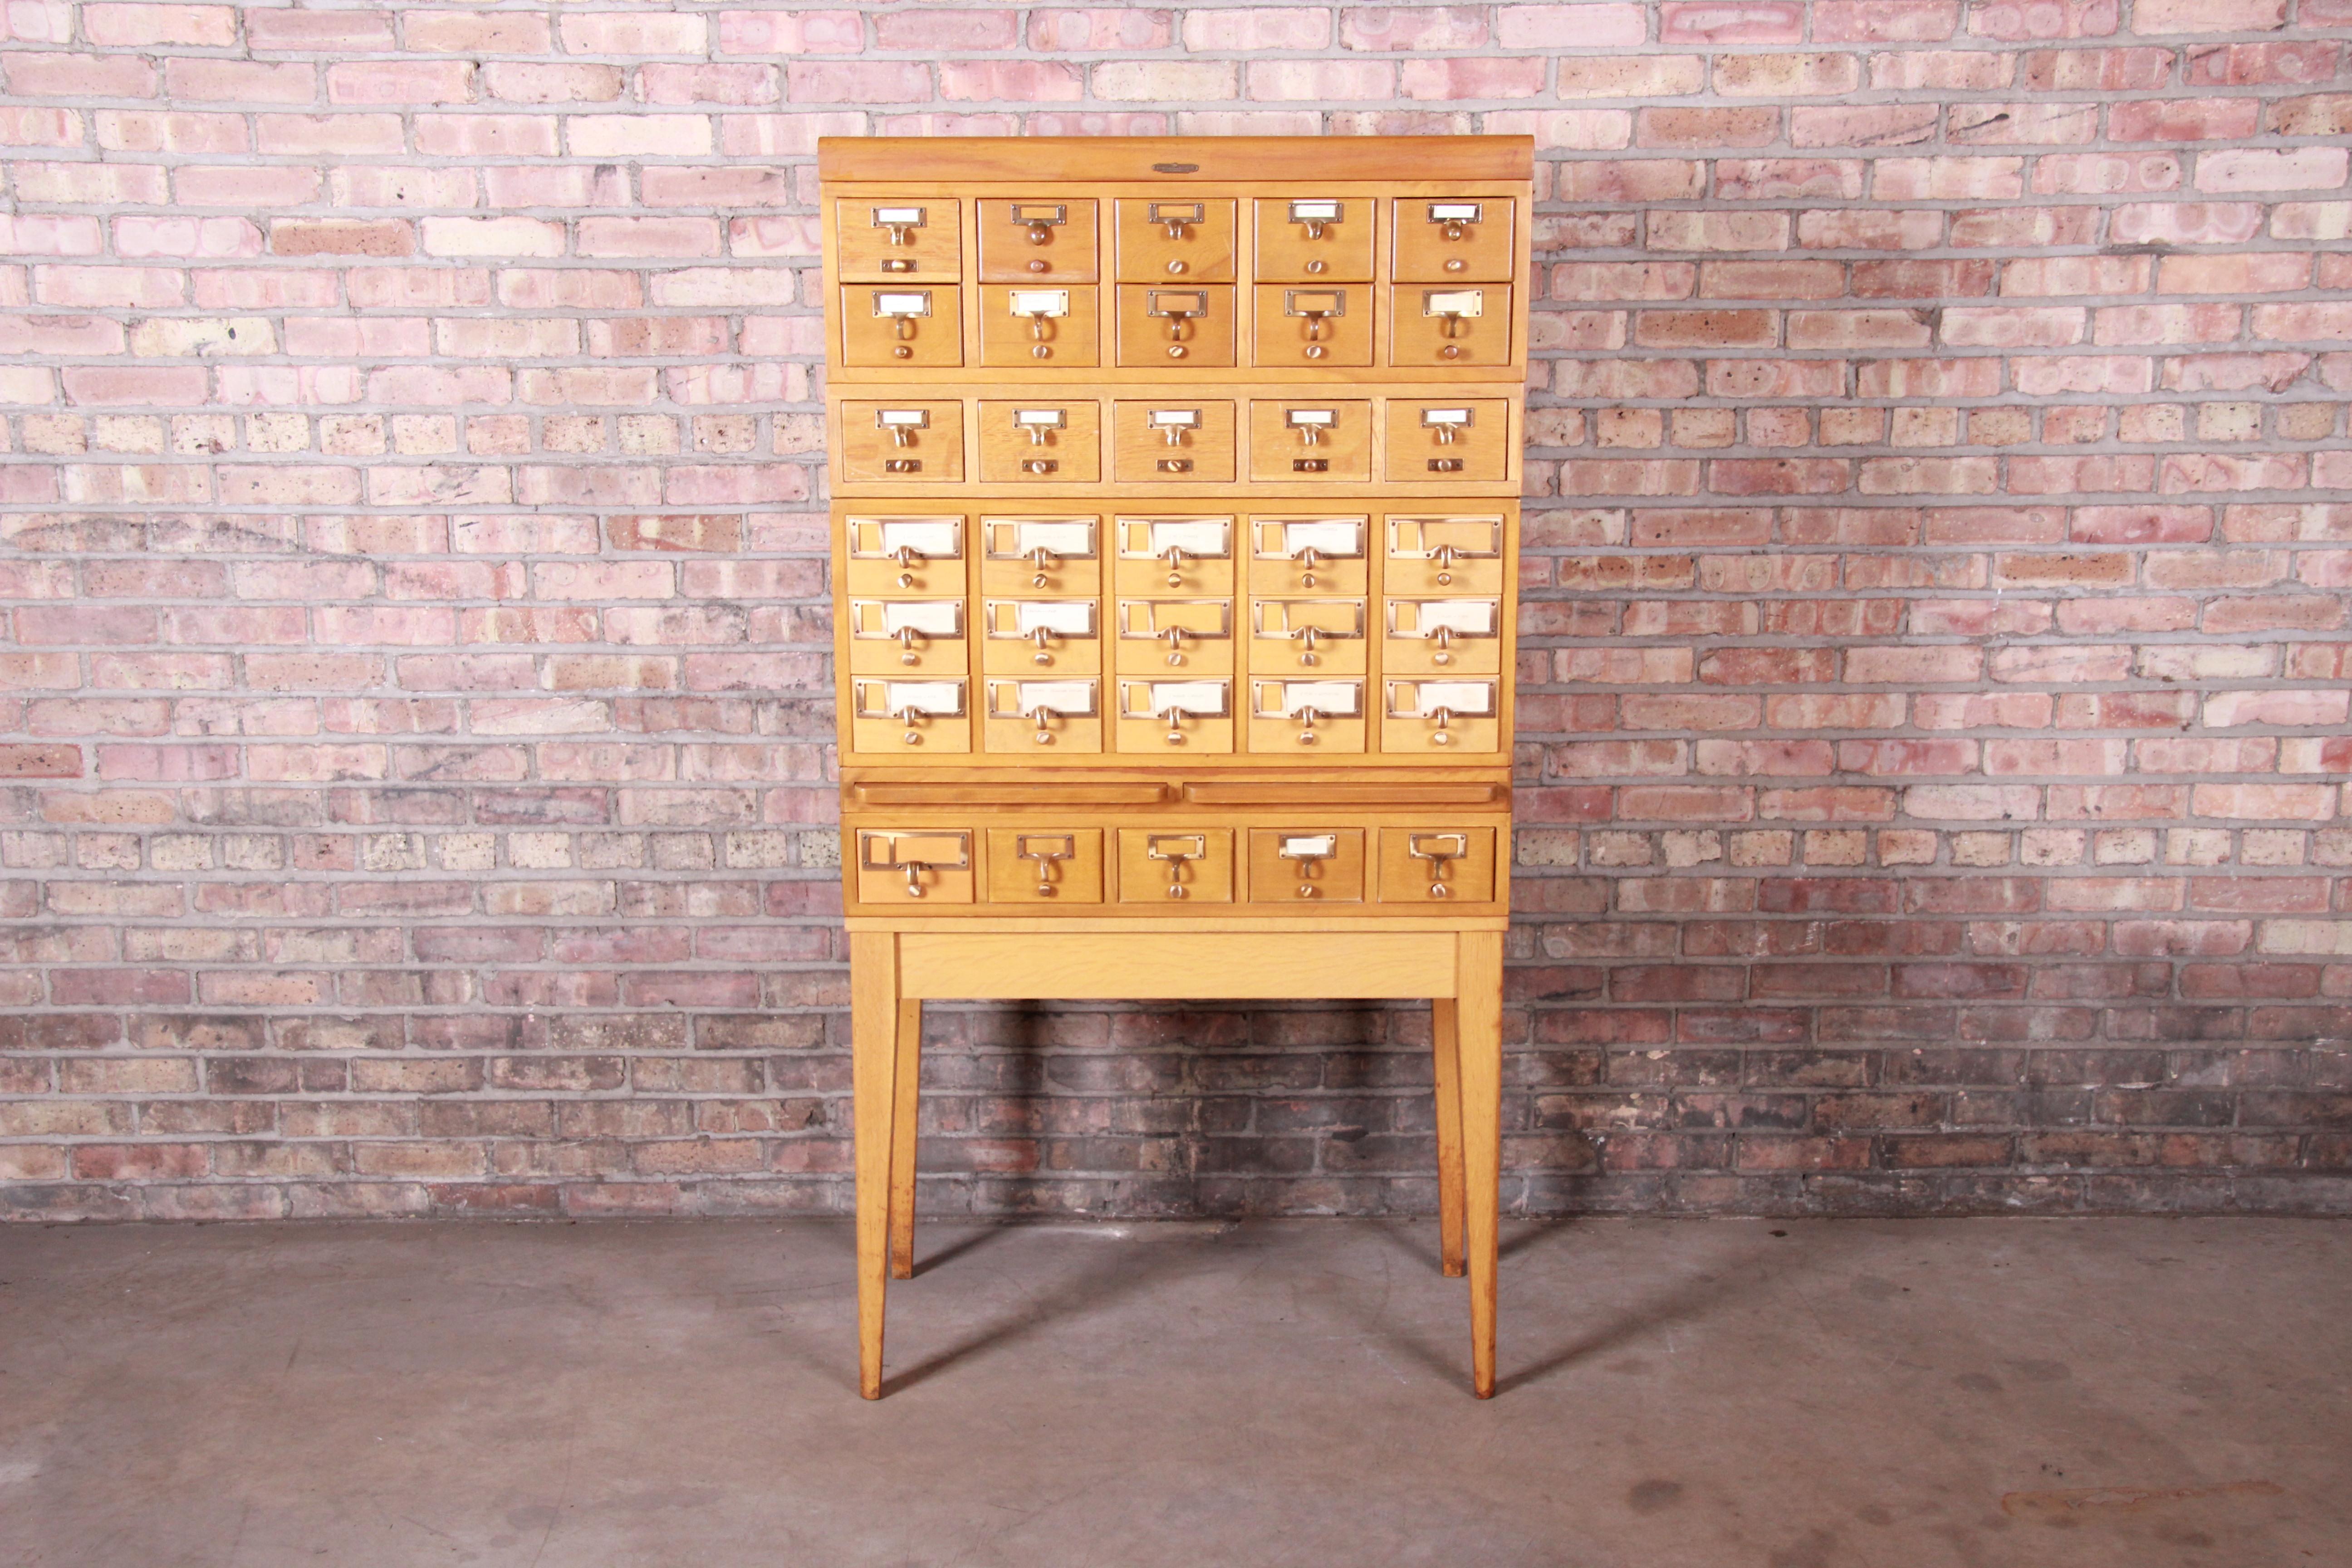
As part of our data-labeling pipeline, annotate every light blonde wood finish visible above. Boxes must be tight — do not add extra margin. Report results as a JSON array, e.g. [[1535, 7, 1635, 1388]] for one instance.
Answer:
[[1383, 397, 1510, 485], [985, 828, 1105, 904], [1246, 827, 1366, 905], [1392, 195, 1515, 282], [977, 197, 1099, 283], [841, 284, 965, 368], [1254, 195, 1376, 281], [1114, 196, 1236, 282], [828, 138, 1529, 1401], [975, 400, 1102, 483], [1114, 283, 1236, 368], [837, 196, 963, 280], [839, 399, 966, 485], [1111, 399, 1237, 484], [978, 284, 1102, 369], [1245, 400, 1373, 484], [1116, 826, 1234, 904], [1383, 597, 1504, 676], [1390, 284, 1513, 369], [1250, 284, 1373, 369]]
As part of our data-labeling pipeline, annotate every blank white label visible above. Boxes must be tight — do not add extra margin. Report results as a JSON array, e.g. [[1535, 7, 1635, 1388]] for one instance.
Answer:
[[1409, 600, 1497, 637], [887, 681, 962, 715], [1271, 681, 1360, 717], [1422, 407, 1473, 426], [1003, 519, 1093, 556], [874, 519, 959, 556], [872, 207, 926, 226], [881, 602, 961, 637], [873, 292, 931, 315], [1139, 519, 1229, 556], [1015, 681, 1095, 716], [1428, 202, 1482, 222], [1280, 834, 1338, 858], [1014, 600, 1094, 637], [1424, 290, 1484, 318], [1143, 681, 1226, 716], [1289, 200, 1342, 222], [1271, 519, 1362, 558], [1008, 290, 1069, 316]]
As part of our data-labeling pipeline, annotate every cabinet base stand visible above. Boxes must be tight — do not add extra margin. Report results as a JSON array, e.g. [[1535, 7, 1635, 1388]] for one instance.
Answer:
[[850, 920, 1505, 1399]]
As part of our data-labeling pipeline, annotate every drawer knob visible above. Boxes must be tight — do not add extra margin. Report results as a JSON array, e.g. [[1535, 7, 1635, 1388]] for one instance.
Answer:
[[901, 861, 929, 897], [1162, 544, 1187, 588], [1294, 706, 1320, 746], [1306, 259, 1326, 274], [1433, 544, 1456, 587]]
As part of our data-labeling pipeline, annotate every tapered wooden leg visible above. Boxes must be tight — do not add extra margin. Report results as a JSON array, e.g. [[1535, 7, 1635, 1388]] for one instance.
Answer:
[[851, 931, 902, 1399], [888, 998, 922, 1279], [1454, 930, 1505, 1398], [1431, 997, 1467, 1278]]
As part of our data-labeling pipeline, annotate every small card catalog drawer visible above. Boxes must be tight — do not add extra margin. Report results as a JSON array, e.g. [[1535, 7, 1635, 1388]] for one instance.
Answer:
[[1249, 679, 1365, 754], [1252, 284, 1371, 368], [1377, 828, 1497, 904], [1248, 827, 1366, 903], [1391, 284, 1511, 368], [1246, 401, 1372, 484], [1250, 514, 1367, 594], [845, 515, 965, 594], [848, 598, 966, 675], [982, 515, 1099, 593], [854, 829, 974, 904], [980, 284, 1101, 368], [1382, 679, 1498, 754], [836, 199, 961, 281], [1116, 678, 1233, 754], [840, 401, 965, 484], [1385, 598, 1502, 675], [1392, 197, 1514, 282], [1254, 196, 1373, 282], [851, 678, 970, 755], [1111, 401, 1237, 483], [1116, 516, 1233, 593], [1252, 599, 1366, 672], [977, 402, 1102, 483], [842, 286, 964, 368], [1383, 399, 1509, 483], [985, 678, 1102, 753], [985, 827, 1105, 903]]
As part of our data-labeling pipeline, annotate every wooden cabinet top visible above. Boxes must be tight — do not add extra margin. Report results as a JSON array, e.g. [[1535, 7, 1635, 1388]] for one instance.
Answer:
[[819, 136, 1534, 184]]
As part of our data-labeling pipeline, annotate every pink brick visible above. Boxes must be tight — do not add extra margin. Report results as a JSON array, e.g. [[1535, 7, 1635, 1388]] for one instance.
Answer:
[[2133, 0, 2284, 30], [1660, 0, 1802, 40], [939, 59, 1086, 101], [6, 50, 159, 98], [2196, 147, 2351, 193], [785, 60, 931, 103], [83, 4, 238, 45]]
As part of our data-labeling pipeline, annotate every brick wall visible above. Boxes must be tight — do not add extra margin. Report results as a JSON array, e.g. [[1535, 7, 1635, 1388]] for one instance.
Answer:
[[2, 0, 2348, 1223]]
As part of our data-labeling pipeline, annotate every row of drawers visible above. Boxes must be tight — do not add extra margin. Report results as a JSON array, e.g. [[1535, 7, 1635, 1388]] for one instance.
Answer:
[[848, 824, 1501, 910], [840, 282, 1513, 371], [838, 396, 1512, 488], [837, 196, 1518, 286]]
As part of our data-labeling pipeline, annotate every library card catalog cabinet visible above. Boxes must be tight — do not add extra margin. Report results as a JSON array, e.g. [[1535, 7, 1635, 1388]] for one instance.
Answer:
[[823, 137, 1531, 1398]]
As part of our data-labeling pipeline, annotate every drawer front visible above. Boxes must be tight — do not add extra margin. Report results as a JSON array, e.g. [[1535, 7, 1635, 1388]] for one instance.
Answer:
[[985, 828, 1105, 903], [855, 829, 974, 904], [1114, 198, 1236, 283], [1393, 197, 1514, 283], [851, 678, 970, 755], [841, 285, 963, 368], [1251, 284, 1372, 369], [976, 401, 1102, 484], [1246, 400, 1372, 483], [1391, 284, 1511, 369], [1386, 514, 1506, 596], [1115, 515, 1234, 595], [1248, 679, 1367, 755], [1112, 400, 1237, 484], [1250, 597, 1367, 675], [1115, 678, 1234, 754], [1115, 284, 1236, 368], [1115, 597, 1235, 677], [1384, 399, 1509, 484], [846, 597, 966, 676], [1254, 196, 1374, 282], [1383, 597, 1503, 676], [844, 514, 965, 596], [1381, 678, 1499, 755], [981, 597, 1101, 674], [978, 199, 1099, 284], [840, 400, 965, 484], [984, 677, 1103, 754], [1117, 827, 1235, 904], [979, 284, 1101, 369], [1248, 828, 1366, 905], [1249, 514, 1368, 597], [837, 198, 961, 282], [1377, 827, 1497, 905], [980, 514, 1099, 596]]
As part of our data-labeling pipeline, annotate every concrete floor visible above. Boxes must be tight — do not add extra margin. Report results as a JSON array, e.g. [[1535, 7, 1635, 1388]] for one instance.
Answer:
[[0, 1218, 2345, 1568]]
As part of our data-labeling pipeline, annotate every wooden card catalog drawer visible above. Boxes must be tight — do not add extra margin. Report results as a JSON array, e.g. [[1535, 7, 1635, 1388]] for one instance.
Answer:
[[1377, 828, 1497, 904], [977, 402, 1102, 483], [1115, 198, 1236, 282], [1385, 597, 1503, 676], [1254, 197, 1373, 281], [1115, 285, 1236, 368], [985, 828, 1105, 903], [1116, 516, 1233, 594], [837, 198, 960, 280], [1250, 515, 1368, 596], [1384, 400, 1509, 484], [981, 515, 1098, 595], [845, 515, 964, 595], [856, 829, 974, 904], [1116, 678, 1233, 754], [840, 402, 964, 484], [1116, 598, 1234, 676], [852, 678, 970, 755], [1246, 401, 1371, 483], [1386, 514, 1505, 595], [1251, 598, 1367, 675], [842, 286, 963, 368], [1382, 679, 1498, 754], [847, 598, 966, 675], [978, 199, 1099, 283], [1112, 401, 1237, 483], [1391, 285, 1511, 368], [1393, 197, 1513, 282], [1117, 828, 1234, 903], [1249, 679, 1366, 754], [1248, 828, 1366, 904], [983, 597, 1099, 674], [985, 677, 1102, 754], [1252, 285, 1372, 368], [979, 285, 1101, 368]]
